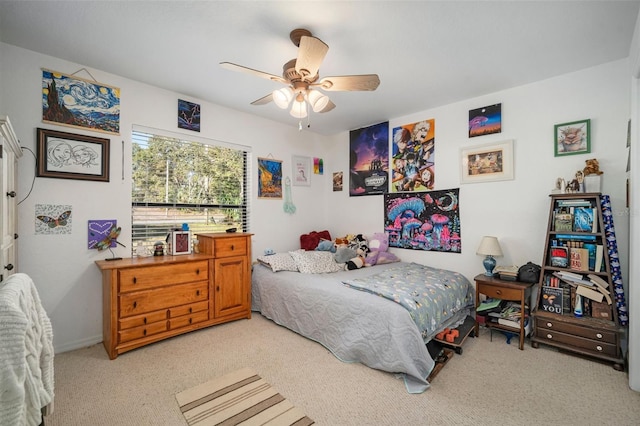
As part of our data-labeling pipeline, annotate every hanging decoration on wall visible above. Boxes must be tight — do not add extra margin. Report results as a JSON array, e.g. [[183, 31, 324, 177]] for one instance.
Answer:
[[35, 204, 72, 235], [384, 188, 461, 253], [283, 177, 296, 214], [88, 219, 118, 249], [391, 119, 435, 192], [313, 158, 323, 175], [468, 103, 501, 138], [178, 99, 201, 132], [257, 157, 283, 199], [349, 121, 389, 196], [42, 68, 120, 135]]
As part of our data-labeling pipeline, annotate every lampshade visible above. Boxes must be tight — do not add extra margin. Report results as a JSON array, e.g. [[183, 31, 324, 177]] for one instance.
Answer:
[[307, 89, 330, 113], [290, 100, 308, 118], [272, 87, 293, 109], [476, 236, 503, 257]]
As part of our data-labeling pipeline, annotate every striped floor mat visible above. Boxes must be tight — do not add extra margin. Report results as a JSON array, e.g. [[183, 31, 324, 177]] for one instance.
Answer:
[[175, 368, 314, 426]]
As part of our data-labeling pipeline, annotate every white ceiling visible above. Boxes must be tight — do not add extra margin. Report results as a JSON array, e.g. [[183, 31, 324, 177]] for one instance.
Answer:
[[1, 1, 639, 135]]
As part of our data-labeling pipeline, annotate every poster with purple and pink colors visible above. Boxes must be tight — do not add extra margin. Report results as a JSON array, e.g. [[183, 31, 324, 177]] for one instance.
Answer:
[[384, 188, 461, 253], [349, 121, 389, 196]]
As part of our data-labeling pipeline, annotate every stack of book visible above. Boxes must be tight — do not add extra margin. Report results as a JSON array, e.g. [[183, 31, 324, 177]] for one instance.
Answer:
[[494, 265, 519, 281], [541, 270, 613, 320], [491, 301, 532, 336]]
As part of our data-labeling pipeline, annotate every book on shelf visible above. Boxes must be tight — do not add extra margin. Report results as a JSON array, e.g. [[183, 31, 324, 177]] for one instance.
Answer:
[[569, 247, 589, 271], [591, 301, 612, 320], [540, 286, 563, 314], [556, 199, 592, 207], [498, 316, 532, 336], [594, 244, 604, 273], [573, 207, 596, 232], [576, 284, 604, 303], [587, 274, 610, 293], [476, 298, 503, 313], [554, 213, 573, 232], [552, 271, 594, 287], [583, 243, 596, 271], [554, 234, 597, 242], [549, 246, 569, 267]]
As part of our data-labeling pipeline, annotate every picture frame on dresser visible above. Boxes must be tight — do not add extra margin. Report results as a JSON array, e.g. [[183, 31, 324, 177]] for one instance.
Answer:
[[36, 127, 110, 182]]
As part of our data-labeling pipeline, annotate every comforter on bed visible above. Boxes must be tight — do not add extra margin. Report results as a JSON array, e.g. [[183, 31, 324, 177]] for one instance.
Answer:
[[342, 262, 474, 341], [251, 262, 473, 394]]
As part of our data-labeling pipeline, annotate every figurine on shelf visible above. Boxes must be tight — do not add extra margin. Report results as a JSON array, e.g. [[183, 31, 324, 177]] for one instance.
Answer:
[[153, 241, 165, 256]]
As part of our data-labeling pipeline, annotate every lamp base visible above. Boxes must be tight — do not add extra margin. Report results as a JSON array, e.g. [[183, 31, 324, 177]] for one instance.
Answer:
[[483, 255, 496, 276]]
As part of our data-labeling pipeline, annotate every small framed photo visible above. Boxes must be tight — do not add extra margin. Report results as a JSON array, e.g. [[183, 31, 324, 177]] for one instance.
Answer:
[[292, 155, 311, 186], [554, 119, 590, 156], [460, 139, 514, 184], [167, 231, 192, 255], [36, 128, 110, 182]]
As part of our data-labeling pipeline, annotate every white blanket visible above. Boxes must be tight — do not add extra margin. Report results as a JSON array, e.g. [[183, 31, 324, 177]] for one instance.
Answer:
[[0, 273, 54, 426]]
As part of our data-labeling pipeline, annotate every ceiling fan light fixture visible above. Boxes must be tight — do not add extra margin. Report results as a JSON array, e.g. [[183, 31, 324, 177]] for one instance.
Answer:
[[272, 87, 293, 109], [307, 89, 330, 113], [290, 100, 308, 118]]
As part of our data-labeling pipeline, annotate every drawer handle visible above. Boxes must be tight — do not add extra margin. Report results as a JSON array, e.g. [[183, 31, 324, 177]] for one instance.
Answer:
[[231, 245, 235, 250], [133, 301, 137, 309], [133, 277, 137, 284], [546, 322, 553, 328], [196, 269, 200, 275], [546, 333, 553, 339], [143, 329, 147, 336], [196, 290, 200, 296], [495, 290, 502, 295], [189, 307, 193, 314], [596, 345, 603, 352], [143, 317, 147, 324], [216, 286, 220, 292], [189, 318, 193, 324], [596, 333, 603, 339]]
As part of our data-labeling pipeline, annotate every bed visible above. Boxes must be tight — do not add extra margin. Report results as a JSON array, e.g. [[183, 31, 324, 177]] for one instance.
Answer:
[[251, 251, 474, 393]]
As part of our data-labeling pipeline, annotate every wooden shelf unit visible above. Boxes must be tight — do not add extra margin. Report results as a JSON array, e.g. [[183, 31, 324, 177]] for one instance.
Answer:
[[530, 193, 624, 370]]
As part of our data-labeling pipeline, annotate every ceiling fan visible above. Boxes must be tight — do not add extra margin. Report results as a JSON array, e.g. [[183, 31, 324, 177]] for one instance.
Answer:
[[220, 28, 380, 120]]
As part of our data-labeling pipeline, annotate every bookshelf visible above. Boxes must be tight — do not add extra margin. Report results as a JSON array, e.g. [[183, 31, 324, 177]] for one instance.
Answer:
[[531, 193, 625, 370]]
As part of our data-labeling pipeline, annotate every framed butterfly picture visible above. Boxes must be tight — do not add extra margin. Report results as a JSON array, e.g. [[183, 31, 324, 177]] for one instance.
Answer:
[[35, 204, 72, 235], [36, 128, 110, 182]]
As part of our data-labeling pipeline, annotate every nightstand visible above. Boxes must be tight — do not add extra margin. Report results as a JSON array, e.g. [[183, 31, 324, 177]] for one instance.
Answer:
[[474, 274, 534, 350]]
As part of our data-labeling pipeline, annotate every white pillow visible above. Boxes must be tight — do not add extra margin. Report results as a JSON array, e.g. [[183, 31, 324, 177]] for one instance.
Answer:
[[257, 252, 298, 272], [289, 250, 345, 274]]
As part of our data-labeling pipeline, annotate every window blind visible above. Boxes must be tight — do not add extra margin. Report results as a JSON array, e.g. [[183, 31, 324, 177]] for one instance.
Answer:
[[131, 127, 251, 255]]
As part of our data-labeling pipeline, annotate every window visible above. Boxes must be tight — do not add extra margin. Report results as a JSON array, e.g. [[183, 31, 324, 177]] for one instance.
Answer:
[[131, 127, 250, 255]]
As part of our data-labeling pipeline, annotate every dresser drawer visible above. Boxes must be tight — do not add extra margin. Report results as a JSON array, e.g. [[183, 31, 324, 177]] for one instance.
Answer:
[[478, 284, 521, 301], [119, 309, 168, 330], [168, 301, 209, 318], [168, 310, 210, 329], [215, 237, 247, 258], [536, 318, 616, 344], [119, 320, 168, 344], [119, 260, 208, 292], [535, 327, 617, 357], [119, 281, 209, 317]]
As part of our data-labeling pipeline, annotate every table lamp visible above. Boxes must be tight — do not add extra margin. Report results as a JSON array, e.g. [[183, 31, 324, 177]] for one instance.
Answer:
[[476, 236, 503, 276]]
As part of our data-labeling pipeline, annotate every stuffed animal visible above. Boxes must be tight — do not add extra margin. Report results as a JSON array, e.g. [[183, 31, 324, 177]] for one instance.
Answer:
[[365, 232, 401, 266], [345, 254, 365, 270], [348, 234, 369, 257], [334, 247, 356, 263], [315, 239, 336, 253], [583, 158, 603, 175]]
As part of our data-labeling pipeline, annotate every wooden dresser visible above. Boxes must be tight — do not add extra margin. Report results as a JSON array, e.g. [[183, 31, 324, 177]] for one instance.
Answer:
[[96, 233, 252, 359]]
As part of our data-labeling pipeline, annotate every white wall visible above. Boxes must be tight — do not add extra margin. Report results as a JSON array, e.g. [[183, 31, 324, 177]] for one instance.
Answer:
[[0, 42, 634, 389], [0, 43, 333, 352], [326, 60, 631, 289]]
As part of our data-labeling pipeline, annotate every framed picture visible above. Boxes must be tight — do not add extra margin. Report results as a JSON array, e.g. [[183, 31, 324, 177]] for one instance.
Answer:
[[460, 139, 514, 184], [167, 231, 192, 255], [257, 157, 283, 199], [178, 99, 201, 132], [36, 128, 110, 182], [468, 103, 502, 138], [554, 119, 590, 156], [292, 155, 311, 186], [42, 68, 120, 135]]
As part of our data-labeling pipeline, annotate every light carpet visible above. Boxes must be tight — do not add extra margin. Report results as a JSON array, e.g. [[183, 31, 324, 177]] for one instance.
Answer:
[[176, 367, 314, 426]]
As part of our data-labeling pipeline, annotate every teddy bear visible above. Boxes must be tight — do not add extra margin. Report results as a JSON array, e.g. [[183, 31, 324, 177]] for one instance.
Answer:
[[583, 158, 603, 175], [365, 232, 401, 266]]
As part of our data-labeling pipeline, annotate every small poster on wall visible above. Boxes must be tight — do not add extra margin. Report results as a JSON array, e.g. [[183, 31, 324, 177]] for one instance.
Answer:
[[178, 99, 201, 132], [468, 103, 501, 138], [35, 204, 72, 235], [391, 119, 435, 192]]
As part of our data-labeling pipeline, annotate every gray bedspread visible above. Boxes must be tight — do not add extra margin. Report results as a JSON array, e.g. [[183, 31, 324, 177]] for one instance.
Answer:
[[251, 262, 472, 393]]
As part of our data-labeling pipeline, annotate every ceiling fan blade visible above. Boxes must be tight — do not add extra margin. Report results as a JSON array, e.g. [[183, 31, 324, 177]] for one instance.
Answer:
[[315, 74, 380, 91], [319, 99, 336, 113], [295, 36, 329, 81], [250, 93, 274, 106], [220, 62, 287, 84]]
